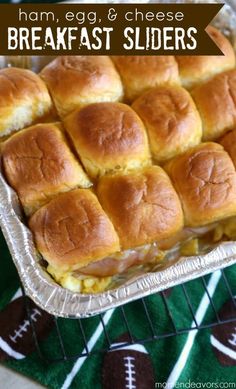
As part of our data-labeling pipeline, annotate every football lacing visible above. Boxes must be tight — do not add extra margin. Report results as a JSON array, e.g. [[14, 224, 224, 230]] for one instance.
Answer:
[[228, 328, 236, 347], [123, 356, 136, 389], [9, 308, 41, 344]]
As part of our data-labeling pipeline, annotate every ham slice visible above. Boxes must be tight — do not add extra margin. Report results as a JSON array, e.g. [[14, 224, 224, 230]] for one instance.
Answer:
[[78, 245, 159, 277], [77, 224, 217, 277]]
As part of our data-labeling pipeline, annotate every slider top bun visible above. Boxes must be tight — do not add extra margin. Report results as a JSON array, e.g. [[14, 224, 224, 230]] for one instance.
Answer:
[[111, 56, 180, 102], [192, 69, 236, 141], [165, 142, 236, 227], [29, 189, 120, 272], [2, 123, 91, 215], [0, 67, 52, 137], [132, 85, 202, 163], [176, 26, 235, 90], [97, 166, 184, 250], [219, 129, 236, 168], [64, 102, 151, 179], [40, 56, 124, 118]]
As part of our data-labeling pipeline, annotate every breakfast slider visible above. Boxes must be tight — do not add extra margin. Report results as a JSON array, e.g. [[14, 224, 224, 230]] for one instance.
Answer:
[[111, 55, 180, 102], [1, 123, 91, 215], [0, 67, 52, 137], [192, 69, 236, 140], [219, 128, 236, 168], [29, 189, 120, 272], [132, 85, 202, 163], [176, 26, 235, 90], [64, 102, 151, 178], [29, 189, 120, 292], [165, 142, 236, 227], [97, 166, 184, 250], [40, 56, 123, 118]]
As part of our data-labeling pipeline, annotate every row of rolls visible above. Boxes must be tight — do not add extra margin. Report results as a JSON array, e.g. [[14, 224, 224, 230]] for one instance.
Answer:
[[1, 25, 236, 293]]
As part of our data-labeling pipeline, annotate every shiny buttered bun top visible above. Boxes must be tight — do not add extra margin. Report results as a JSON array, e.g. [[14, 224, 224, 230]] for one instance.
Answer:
[[176, 26, 235, 90], [40, 56, 124, 118], [111, 56, 180, 102], [97, 166, 184, 250], [64, 102, 151, 179], [165, 143, 236, 227], [132, 85, 202, 163], [0, 67, 52, 137], [29, 189, 120, 272], [192, 69, 236, 141], [219, 129, 236, 168], [2, 123, 91, 215]]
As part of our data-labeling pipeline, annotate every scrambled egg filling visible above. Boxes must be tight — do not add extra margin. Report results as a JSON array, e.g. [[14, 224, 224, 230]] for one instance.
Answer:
[[213, 217, 236, 242], [47, 265, 112, 294]]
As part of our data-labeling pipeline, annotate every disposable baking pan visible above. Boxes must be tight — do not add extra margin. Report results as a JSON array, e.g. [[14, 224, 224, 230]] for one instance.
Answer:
[[0, 0, 236, 318]]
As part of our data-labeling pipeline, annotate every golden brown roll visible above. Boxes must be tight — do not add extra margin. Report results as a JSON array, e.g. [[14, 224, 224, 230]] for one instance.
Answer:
[[165, 142, 236, 227], [132, 85, 202, 162], [2, 123, 91, 215], [219, 128, 236, 168], [111, 56, 180, 102], [0, 67, 52, 137], [176, 26, 235, 90], [192, 69, 236, 141], [64, 102, 151, 178], [97, 166, 184, 249], [40, 56, 123, 118], [29, 189, 120, 271]]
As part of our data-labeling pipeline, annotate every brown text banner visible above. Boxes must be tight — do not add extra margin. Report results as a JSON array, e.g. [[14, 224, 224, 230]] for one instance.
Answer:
[[0, 3, 224, 55]]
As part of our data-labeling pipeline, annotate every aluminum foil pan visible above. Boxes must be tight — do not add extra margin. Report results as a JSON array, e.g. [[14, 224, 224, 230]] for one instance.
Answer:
[[0, 0, 236, 318]]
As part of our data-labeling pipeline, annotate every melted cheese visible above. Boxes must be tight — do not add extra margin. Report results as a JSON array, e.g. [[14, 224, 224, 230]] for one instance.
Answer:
[[180, 238, 199, 256]]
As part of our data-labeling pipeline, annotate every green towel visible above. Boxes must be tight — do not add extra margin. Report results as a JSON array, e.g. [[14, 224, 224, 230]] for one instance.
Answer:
[[1, 229, 236, 389]]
